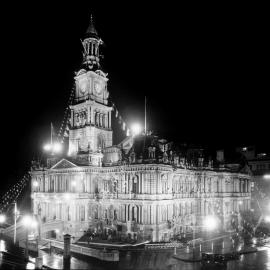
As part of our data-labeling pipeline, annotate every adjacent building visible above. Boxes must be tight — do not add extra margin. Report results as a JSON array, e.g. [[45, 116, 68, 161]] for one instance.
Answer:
[[237, 146, 270, 217]]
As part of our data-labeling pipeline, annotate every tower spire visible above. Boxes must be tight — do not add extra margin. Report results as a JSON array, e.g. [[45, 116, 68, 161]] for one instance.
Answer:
[[81, 14, 103, 71], [85, 14, 99, 38]]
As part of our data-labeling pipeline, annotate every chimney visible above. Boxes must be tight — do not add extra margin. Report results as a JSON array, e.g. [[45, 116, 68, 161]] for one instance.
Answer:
[[216, 150, 224, 163]]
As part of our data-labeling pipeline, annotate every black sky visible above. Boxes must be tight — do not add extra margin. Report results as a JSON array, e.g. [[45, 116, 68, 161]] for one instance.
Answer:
[[0, 3, 269, 188]]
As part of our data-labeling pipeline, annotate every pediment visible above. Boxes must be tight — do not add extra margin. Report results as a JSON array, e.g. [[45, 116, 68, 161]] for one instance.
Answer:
[[239, 164, 253, 176], [50, 159, 78, 170]]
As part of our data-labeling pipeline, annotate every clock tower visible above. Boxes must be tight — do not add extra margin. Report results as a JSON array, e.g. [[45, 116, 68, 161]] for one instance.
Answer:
[[68, 16, 113, 164]]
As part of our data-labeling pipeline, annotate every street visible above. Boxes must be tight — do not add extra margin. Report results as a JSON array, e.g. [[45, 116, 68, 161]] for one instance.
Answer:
[[1, 234, 270, 269]]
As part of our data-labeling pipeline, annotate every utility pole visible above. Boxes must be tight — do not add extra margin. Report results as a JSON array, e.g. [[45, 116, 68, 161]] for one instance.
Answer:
[[14, 202, 17, 244], [193, 225, 196, 260], [25, 226, 29, 259], [50, 122, 53, 146]]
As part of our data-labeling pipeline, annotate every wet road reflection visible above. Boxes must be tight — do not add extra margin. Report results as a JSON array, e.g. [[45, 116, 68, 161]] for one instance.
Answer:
[[1, 236, 270, 269]]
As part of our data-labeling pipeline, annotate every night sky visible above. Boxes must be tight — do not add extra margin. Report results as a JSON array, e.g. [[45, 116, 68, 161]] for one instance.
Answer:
[[0, 3, 268, 191]]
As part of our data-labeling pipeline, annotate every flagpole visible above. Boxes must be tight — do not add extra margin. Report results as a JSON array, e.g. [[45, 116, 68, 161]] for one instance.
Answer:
[[51, 122, 53, 147], [144, 96, 147, 134]]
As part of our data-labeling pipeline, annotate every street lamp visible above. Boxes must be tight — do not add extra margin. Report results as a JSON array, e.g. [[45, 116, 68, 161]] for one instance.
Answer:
[[0, 202, 19, 244], [43, 142, 63, 154], [188, 216, 219, 259], [33, 181, 39, 188]]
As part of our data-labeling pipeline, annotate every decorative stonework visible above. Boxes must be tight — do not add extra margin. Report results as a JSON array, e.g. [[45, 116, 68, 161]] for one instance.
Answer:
[[51, 159, 77, 169]]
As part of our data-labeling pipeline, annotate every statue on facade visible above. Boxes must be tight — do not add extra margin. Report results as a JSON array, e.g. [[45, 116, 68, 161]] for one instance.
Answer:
[[129, 149, 136, 163], [163, 151, 168, 163], [148, 146, 156, 159]]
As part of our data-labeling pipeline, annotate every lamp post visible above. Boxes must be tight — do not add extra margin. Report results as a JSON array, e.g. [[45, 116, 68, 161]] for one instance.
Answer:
[[188, 215, 219, 259], [22, 215, 38, 260], [14, 202, 17, 244], [0, 202, 19, 244], [192, 224, 196, 259]]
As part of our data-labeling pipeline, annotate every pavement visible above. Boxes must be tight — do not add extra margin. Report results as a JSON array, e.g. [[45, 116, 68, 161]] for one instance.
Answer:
[[172, 235, 262, 262], [76, 239, 149, 250]]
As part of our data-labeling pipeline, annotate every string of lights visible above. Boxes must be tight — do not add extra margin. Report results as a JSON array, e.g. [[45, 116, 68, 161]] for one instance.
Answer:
[[57, 86, 75, 144], [254, 182, 269, 200], [111, 102, 131, 136], [0, 173, 30, 213], [239, 181, 269, 238]]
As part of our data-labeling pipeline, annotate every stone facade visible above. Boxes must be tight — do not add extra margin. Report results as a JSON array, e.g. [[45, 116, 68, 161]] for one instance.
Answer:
[[31, 161, 251, 242], [30, 17, 252, 242]]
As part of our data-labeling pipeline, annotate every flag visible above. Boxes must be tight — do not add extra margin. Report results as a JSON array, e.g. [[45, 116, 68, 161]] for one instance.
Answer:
[[115, 110, 118, 118], [122, 122, 126, 130]]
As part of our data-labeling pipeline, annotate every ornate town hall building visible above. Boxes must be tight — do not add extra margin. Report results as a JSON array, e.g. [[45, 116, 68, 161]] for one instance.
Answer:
[[31, 18, 252, 242]]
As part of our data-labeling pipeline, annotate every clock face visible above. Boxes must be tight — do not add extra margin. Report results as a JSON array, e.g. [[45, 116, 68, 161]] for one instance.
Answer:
[[94, 81, 103, 95], [80, 80, 87, 94]]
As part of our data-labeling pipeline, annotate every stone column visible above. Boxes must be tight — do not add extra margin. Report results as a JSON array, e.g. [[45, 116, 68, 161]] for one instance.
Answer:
[[126, 205, 129, 221], [99, 113, 102, 127], [108, 111, 111, 128], [104, 114, 108, 128], [87, 106, 91, 124], [91, 108, 95, 124], [141, 173, 144, 194], [71, 110, 74, 127], [63, 234, 71, 269], [152, 205, 156, 225]]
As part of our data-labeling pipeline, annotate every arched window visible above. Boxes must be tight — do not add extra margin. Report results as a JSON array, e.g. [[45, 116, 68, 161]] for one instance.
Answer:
[[132, 176, 139, 194], [102, 114, 106, 128], [94, 206, 98, 219], [99, 114, 103, 127], [131, 205, 139, 222], [97, 134, 105, 149], [67, 206, 71, 221], [95, 112, 99, 126]]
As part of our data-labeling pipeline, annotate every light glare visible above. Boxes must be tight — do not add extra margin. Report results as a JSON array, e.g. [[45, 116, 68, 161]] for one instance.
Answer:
[[64, 193, 71, 200], [131, 123, 142, 136], [22, 216, 32, 227], [203, 215, 218, 231], [33, 181, 39, 187], [0, 214, 6, 223], [71, 180, 76, 187], [265, 216, 270, 223], [53, 142, 62, 153], [263, 174, 270, 180], [31, 220, 38, 228], [43, 144, 52, 151], [44, 142, 62, 153]]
